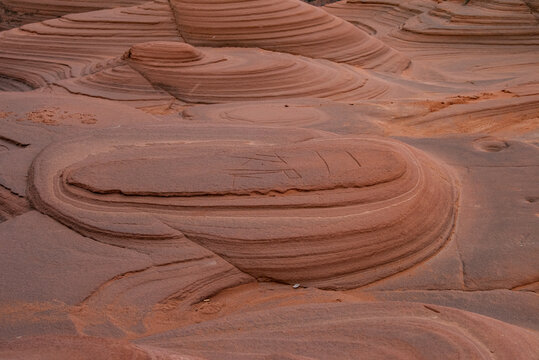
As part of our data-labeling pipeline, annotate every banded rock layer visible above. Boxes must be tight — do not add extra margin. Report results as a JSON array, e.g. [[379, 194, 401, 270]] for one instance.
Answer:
[[0, 1, 179, 89], [138, 302, 539, 360], [0, 335, 171, 360], [0, 0, 149, 30], [325, 0, 436, 36], [168, 0, 410, 72], [124, 41, 390, 103], [397, 0, 539, 45], [28, 125, 457, 289], [54, 65, 176, 105]]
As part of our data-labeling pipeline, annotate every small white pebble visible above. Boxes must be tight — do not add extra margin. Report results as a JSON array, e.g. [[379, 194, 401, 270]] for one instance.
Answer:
[[293, 284, 300, 289]]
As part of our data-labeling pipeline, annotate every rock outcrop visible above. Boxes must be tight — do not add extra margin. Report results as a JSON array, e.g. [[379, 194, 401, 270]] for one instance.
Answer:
[[396, 0, 539, 45], [0, 1, 180, 89], [137, 302, 539, 360], [28, 125, 457, 289], [168, 0, 410, 72], [124, 41, 391, 103]]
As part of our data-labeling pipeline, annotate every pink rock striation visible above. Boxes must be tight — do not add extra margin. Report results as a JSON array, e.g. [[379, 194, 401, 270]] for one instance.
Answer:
[[124, 41, 391, 103], [168, 0, 410, 72], [28, 125, 457, 289]]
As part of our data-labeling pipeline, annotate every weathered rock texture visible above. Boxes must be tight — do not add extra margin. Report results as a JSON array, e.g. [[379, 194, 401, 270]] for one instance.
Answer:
[[0, 0, 538, 357], [168, 0, 410, 72], [0, 186, 28, 222], [396, 0, 539, 45], [0, 335, 169, 360], [325, 0, 437, 36], [137, 302, 539, 360], [180, 98, 384, 135], [28, 125, 457, 289], [124, 41, 391, 103], [0, 1, 180, 89], [0, 0, 149, 30]]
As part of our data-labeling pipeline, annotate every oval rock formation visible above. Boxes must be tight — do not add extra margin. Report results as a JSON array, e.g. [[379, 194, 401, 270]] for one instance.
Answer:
[[28, 125, 457, 289]]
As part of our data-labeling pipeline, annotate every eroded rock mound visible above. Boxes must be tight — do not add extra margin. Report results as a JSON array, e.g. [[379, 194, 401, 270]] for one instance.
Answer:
[[137, 302, 539, 360], [124, 41, 389, 103], [0, 1, 180, 89], [397, 0, 539, 45], [28, 125, 457, 289], [168, 0, 410, 72]]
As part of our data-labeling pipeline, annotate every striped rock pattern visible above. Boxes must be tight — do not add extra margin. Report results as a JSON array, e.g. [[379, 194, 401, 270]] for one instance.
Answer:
[[0, 336, 159, 360], [0, 1, 180, 90], [54, 65, 176, 106], [168, 0, 410, 72], [396, 0, 539, 45], [324, 0, 436, 36], [124, 41, 392, 103], [28, 125, 457, 289], [0, 0, 149, 30], [137, 302, 539, 360]]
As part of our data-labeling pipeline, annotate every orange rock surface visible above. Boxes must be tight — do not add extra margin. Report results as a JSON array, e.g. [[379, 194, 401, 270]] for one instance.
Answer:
[[168, 0, 410, 72], [0, 0, 537, 358], [124, 41, 392, 103], [27, 125, 457, 289]]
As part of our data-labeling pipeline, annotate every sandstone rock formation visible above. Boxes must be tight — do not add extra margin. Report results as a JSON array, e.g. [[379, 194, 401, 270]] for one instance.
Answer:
[[0, 186, 28, 222], [397, 0, 539, 45], [137, 302, 539, 359], [0, 1, 179, 89], [168, 0, 410, 72], [0, 335, 169, 360], [325, 0, 436, 36], [27, 125, 457, 289], [181, 98, 384, 135], [0, 0, 149, 30], [0, 0, 538, 358], [55, 65, 176, 105], [124, 41, 391, 103]]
